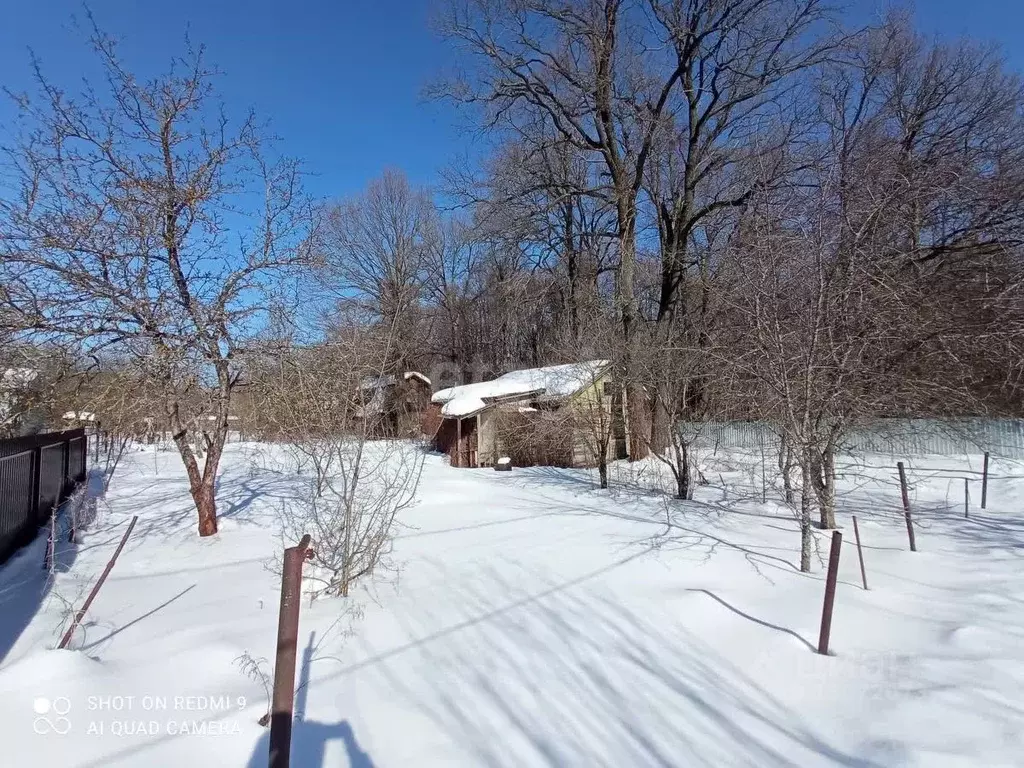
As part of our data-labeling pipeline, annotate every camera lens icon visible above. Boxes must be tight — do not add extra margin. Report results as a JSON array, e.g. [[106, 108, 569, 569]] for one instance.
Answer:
[[33, 696, 71, 735]]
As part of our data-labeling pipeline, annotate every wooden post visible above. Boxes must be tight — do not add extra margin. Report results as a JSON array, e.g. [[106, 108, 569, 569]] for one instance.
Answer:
[[818, 530, 843, 655], [455, 418, 462, 468], [964, 478, 969, 519], [897, 462, 916, 552], [269, 534, 313, 768], [59, 516, 138, 649], [852, 516, 868, 590], [980, 452, 989, 510]]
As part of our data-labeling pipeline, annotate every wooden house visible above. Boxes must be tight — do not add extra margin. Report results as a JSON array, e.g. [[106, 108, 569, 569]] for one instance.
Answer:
[[358, 371, 433, 438], [430, 360, 629, 468]]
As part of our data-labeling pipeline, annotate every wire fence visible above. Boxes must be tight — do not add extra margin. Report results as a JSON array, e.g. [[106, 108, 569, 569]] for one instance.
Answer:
[[678, 419, 1024, 459]]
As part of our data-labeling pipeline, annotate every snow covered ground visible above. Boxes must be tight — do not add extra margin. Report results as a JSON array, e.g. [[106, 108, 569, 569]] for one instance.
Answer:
[[0, 441, 1021, 767]]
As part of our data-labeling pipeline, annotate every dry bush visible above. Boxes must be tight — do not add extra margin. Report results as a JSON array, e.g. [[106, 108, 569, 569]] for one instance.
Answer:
[[494, 410, 574, 468]]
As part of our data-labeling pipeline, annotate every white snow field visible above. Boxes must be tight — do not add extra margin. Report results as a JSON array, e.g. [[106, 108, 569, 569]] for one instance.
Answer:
[[0, 442, 1021, 767]]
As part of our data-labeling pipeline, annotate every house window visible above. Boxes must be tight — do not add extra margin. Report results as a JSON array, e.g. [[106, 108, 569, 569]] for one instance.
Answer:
[[603, 381, 615, 396]]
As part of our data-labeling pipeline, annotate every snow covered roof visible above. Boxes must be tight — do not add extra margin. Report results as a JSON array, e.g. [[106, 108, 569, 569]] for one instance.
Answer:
[[404, 371, 431, 387], [431, 360, 611, 418], [361, 371, 432, 390], [63, 411, 97, 421]]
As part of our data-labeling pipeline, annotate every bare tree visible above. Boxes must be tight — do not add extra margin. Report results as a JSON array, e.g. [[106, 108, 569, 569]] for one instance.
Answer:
[[437, 0, 703, 457], [0, 24, 313, 535], [723, 14, 1024, 567], [248, 317, 424, 598], [641, 0, 837, 456], [318, 169, 432, 373]]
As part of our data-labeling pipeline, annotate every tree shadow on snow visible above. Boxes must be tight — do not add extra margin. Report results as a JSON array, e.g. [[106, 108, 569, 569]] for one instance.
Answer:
[[246, 632, 374, 768], [361, 566, 884, 767]]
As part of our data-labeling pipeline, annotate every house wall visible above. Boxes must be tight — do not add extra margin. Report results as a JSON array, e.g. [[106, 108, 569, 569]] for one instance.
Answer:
[[567, 372, 628, 467], [478, 410, 498, 466], [435, 415, 483, 467], [439, 368, 629, 470]]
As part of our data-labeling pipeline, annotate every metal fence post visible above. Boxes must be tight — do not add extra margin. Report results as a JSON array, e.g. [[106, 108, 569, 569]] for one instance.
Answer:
[[269, 534, 313, 768], [980, 452, 989, 509], [852, 516, 868, 590], [59, 516, 138, 649], [897, 462, 916, 552], [818, 530, 843, 655]]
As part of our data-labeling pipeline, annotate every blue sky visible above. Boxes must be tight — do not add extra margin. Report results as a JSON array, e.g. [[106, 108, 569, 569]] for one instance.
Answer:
[[1, 0, 1021, 201]]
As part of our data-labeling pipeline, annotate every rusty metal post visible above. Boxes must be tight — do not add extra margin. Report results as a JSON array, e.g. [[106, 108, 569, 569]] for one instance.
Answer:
[[964, 478, 969, 519], [817, 530, 843, 655], [897, 462, 916, 552], [980, 452, 989, 509], [852, 516, 868, 590], [268, 534, 312, 768], [59, 516, 138, 649]]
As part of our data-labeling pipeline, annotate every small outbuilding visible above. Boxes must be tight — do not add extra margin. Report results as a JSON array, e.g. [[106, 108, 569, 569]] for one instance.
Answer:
[[430, 360, 629, 468], [358, 371, 433, 438]]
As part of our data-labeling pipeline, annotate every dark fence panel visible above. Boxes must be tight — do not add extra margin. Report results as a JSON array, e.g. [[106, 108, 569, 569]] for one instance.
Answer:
[[0, 429, 88, 565]]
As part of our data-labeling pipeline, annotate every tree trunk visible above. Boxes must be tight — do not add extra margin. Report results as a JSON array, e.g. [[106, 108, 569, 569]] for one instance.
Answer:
[[779, 437, 795, 505], [170, 415, 218, 538], [598, 453, 608, 489], [809, 445, 836, 529], [193, 480, 218, 537], [799, 458, 813, 572], [171, 429, 220, 538], [564, 201, 581, 346], [648, 381, 671, 456], [340, 509, 351, 598], [822, 443, 836, 526], [673, 438, 691, 500], [618, 201, 648, 462]]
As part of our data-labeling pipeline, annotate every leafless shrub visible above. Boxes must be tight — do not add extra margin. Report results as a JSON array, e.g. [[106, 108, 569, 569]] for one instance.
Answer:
[[249, 317, 425, 598]]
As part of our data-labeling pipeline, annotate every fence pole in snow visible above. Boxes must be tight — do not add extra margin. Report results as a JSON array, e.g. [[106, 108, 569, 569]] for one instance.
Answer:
[[759, 432, 767, 503], [269, 534, 313, 768], [818, 530, 843, 655], [981, 452, 989, 509], [897, 462, 916, 552], [44, 508, 56, 573], [58, 516, 138, 649], [852, 516, 868, 590], [964, 478, 969, 519]]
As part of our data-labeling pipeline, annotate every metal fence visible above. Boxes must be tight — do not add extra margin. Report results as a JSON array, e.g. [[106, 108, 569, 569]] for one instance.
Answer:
[[679, 419, 1024, 459], [0, 428, 88, 565]]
